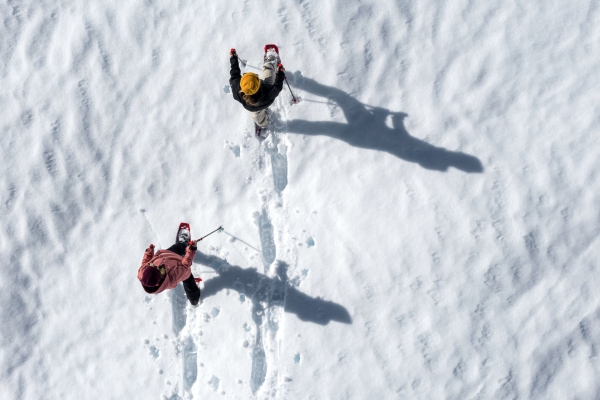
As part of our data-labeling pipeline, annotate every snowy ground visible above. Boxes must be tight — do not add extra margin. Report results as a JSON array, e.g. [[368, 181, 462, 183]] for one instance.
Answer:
[[1, 0, 600, 399]]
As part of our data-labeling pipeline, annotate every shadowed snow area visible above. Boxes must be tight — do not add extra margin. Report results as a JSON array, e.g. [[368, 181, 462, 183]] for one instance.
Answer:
[[1, 0, 599, 399]]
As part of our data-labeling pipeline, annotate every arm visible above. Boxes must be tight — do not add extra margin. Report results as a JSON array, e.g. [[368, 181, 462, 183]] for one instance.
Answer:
[[171, 244, 196, 282], [140, 244, 154, 268], [181, 243, 197, 269], [137, 244, 155, 280], [229, 55, 242, 86], [266, 70, 285, 100]]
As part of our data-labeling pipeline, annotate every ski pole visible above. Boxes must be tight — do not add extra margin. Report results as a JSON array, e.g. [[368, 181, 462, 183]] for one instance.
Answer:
[[194, 226, 224, 242], [285, 78, 298, 103], [280, 63, 298, 104]]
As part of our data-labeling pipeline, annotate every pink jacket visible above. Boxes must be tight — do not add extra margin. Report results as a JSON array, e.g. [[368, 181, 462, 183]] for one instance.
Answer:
[[138, 245, 196, 294]]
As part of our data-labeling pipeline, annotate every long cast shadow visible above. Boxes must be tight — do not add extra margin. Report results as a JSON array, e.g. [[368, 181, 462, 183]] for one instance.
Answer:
[[193, 252, 352, 325], [286, 72, 483, 173]]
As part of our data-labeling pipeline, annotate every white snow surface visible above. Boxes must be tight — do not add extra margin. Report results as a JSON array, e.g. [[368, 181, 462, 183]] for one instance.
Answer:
[[1, 0, 600, 399]]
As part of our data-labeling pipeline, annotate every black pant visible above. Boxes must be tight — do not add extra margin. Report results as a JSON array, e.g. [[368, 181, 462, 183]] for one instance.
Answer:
[[167, 243, 201, 303]]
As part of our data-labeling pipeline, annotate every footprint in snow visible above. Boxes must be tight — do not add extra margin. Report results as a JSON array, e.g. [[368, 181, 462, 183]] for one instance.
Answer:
[[183, 337, 198, 391], [255, 209, 276, 267]]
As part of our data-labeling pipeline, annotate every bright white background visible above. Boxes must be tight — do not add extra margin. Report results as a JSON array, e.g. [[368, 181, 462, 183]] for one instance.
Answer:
[[1, 0, 599, 399]]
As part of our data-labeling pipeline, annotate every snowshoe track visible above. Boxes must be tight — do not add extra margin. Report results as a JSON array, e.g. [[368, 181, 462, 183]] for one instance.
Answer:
[[183, 336, 198, 391], [243, 92, 297, 397], [268, 105, 289, 192], [271, 151, 288, 192], [168, 284, 201, 399], [171, 284, 187, 335], [257, 208, 277, 267], [207, 61, 297, 398], [250, 333, 268, 394]]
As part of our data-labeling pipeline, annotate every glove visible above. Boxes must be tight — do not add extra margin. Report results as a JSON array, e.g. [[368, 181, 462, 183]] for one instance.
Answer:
[[230, 48, 237, 57], [189, 240, 198, 251]]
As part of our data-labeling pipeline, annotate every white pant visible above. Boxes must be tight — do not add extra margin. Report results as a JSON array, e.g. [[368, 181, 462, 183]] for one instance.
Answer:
[[251, 61, 277, 128]]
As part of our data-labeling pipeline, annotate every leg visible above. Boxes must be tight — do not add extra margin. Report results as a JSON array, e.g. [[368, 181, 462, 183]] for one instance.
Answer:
[[166, 242, 187, 257], [261, 61, 276, 85], [182, 273, 201, 305], [251, 109, 269, 128]]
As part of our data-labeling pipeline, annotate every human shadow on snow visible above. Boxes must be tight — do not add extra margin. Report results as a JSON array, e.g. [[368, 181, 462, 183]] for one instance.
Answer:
[[193, 252, 352, 326], [286, 72, 484, 173]]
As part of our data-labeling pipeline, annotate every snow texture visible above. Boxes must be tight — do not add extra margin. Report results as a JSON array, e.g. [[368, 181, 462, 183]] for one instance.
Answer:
[[1, 0, 600, 399]]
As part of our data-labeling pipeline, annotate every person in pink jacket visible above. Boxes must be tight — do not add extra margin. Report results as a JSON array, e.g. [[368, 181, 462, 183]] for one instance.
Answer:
[[138, 239, 201, 305]]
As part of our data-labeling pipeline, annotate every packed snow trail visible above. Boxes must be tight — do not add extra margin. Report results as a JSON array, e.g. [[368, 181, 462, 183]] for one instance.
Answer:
[[201, 50, 299, 396], [174, 49, 299, 397], [244, 92, 296, 398]]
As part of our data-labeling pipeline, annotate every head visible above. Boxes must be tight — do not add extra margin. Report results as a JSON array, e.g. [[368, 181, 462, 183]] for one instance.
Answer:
[[240, 72, 260, 96], [141, 264, 166, 287]]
